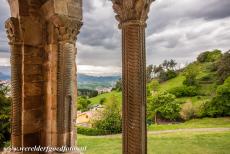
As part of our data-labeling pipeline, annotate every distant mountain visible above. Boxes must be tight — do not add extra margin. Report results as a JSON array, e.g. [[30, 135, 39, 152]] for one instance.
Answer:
[[0, 72, 10, 80], [77, 74, 120, 90], [0, 66, 10, 80], [0, 66, 120, 90]]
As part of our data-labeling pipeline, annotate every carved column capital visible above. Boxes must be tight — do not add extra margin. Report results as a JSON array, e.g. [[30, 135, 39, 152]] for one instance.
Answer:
[[49, 15, 83, 43], [5, 17, 22, 44], [112, 0, 154, 28]]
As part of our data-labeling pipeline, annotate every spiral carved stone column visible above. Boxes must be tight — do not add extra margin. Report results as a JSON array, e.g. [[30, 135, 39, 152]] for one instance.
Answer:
[[5, 17, 22, 148], [112, 0, 154, 153], [122, 22, 147, 154]]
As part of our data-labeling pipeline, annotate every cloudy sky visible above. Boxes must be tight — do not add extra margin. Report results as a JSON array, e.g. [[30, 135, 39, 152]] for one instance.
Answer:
[[0, 0, 230, 76]]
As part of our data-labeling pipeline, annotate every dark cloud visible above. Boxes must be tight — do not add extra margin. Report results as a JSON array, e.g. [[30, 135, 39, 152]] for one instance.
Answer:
[[0, 0, 230, 75]]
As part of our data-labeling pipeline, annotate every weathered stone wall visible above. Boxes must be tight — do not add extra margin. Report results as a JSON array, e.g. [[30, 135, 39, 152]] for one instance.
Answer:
[[6, 0, 82, 152]]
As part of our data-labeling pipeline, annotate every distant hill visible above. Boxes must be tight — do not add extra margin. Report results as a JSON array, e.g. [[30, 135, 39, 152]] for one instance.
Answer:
[[0, 72, 10, 80], [0, 66, 120, 90], [0, 66, 10, 80], [78, 74, 120, 90]]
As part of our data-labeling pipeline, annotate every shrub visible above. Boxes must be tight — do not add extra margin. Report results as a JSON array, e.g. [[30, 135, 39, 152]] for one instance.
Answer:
[[197, 49, 222, 63], [180, 102, 195, 120], [149, 92, 181, 121], [217, 51, 230, 84], [92, 95, 122, 134], [99, 97, 106, 105], [202, 77, 230, 117], [168, 86, 198, 97], [77, 96, 91, 112], [147, 80, 160, 97], [159, 70, 177, 82], [182, 64, 199, 86], [197, 51, 210, 63], [200, 74, 212, 81], [77, 126, 111, 136], [0, 84, 11, 148]]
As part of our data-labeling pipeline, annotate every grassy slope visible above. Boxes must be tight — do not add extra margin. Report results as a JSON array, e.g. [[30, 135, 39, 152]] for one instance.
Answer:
[[89, 91, 122, 105], [88, 62, 217, 106], [78, 131, 230, 154], [158, 74, 185, 92]]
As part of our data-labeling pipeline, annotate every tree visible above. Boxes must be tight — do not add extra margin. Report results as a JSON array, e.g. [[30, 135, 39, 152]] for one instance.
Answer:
[[77, 96, 91, 112], [149, 80, 160, 92], [203, 76, 230, 117], [169, 59, 177, 70], [92, 95, 122, 133], [197, 51, 210, 63], [112, 78, 122, 91], [162, 60, 170, 70], [0, 83, 11, 148], [153, 65, 164, 77], [182, 63, 199, 86], [217, 50, 230, 84], [197, 49, 222, 63], [146, 65, 153, 83], [148, 92, 181, 123]]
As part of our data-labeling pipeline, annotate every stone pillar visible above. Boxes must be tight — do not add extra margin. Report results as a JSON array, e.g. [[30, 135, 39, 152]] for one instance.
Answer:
[[5, 17, 23, 148], [112, 1, 154, 154], [5, 0, 82, 153], [41, 0, 82, 149]]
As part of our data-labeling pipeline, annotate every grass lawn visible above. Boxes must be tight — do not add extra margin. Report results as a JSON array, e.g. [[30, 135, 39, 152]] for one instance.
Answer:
[[77, 131, 230, 154], [148, 117, 230, 131]]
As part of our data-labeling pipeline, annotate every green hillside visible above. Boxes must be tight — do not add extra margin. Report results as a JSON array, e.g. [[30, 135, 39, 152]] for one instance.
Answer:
[[89, 91, 122, 105], [88, 62, 217, 106], [79, 50, 230, 121]]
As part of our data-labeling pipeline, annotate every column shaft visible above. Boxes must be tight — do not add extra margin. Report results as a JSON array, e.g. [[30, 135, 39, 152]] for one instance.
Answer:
[[10, 43, 22, 147], [122, 24, 147, 154]]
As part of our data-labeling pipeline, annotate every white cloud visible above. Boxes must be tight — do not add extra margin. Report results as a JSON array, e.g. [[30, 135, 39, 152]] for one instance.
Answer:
[[0, 58, 10, 66], [77, 65, 121, 76]]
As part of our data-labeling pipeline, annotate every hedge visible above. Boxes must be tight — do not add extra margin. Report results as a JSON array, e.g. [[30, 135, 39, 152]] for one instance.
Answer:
[[77, 126, 112, 136]]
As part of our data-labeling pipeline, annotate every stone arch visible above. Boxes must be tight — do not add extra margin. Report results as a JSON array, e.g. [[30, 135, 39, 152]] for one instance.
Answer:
[[5, 0, 153, 153]]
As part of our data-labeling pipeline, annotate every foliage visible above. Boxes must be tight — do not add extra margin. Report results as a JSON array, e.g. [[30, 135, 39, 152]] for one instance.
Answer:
[[197, 49, 222, 63], [146, 65, 154, 83], [77, 96, 91, 112], [182, 63, 199, 86], [148, 117, 230, 131], [0, 83, 11, 148], [180, 102, 195, 120], [202, 76, 230, 117], [149, 92, 181, 121], [147, 80, 160, 96], [162, 59, 177, 70], [159, 70, 177, 82], [78, 89, 98, 98], [217, 50, 230, 84], [168, 86, 198, 97], [77, 126, 111, 136], [92, 95, 122, 134], [99, 97, 106, 105], [112, 78, 122, 91]]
